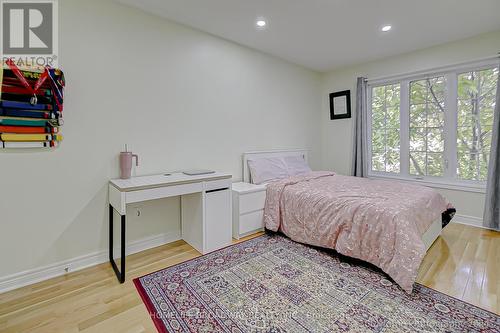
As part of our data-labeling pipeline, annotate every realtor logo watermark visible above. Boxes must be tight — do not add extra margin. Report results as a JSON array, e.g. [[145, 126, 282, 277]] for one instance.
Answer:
[[1, 0, 58, 66]]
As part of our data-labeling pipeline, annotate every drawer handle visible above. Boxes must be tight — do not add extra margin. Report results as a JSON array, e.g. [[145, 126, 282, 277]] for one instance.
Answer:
[[206, 187, 229, 193]]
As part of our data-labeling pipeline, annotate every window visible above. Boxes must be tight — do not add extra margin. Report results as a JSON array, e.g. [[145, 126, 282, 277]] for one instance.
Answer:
[[371, 84, 400, 173], [457, 69, 497, 181], [409, 77, 446, 177], [368, 62, 499, 189]]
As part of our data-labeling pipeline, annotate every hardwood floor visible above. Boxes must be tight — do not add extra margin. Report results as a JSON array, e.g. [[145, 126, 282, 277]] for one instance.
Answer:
[[0, 224, 498, 333], [416, 223, 499, 314]]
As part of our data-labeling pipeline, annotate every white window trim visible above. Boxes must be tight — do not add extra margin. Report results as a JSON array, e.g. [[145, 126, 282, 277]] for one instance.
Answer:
[[366, 59, 498, 192], [400, 81, 410, 176], [368, 174, 486, 193]]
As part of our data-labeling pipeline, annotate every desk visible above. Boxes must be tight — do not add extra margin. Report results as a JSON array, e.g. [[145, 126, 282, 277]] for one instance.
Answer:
[[108, 172, 232, 283]]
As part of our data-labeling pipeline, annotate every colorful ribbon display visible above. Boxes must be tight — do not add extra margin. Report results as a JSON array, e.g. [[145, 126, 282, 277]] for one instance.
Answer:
[[0, 133, 61, 142], [1, 141, 57, 148], [5, 59, 49, 106], [0, 125, 58, 134], [0, 61, 65, 149], [0, 118, 63, 127]]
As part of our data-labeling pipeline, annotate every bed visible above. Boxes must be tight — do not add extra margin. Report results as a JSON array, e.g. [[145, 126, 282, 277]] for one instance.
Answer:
[[242, 149, 455, 293]]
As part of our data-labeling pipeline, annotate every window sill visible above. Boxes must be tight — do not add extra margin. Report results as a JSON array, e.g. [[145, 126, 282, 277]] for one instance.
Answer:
[[368, 174, 487, 194]]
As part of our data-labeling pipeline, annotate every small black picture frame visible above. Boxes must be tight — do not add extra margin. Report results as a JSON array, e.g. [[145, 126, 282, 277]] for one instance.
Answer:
[[329, 90, 351, 120]]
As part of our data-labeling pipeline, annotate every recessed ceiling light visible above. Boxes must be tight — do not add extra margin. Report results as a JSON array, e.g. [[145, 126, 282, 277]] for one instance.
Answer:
[[381, 25, 392, 32], [256, 18, 267, 30]]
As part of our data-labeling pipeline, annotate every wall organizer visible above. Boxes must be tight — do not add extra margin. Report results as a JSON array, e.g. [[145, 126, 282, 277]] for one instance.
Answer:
[[0, 59, 65, 149]]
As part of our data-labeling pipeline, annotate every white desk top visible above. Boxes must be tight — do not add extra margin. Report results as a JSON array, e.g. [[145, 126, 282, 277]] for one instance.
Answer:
[[110, 172, 232, 192]]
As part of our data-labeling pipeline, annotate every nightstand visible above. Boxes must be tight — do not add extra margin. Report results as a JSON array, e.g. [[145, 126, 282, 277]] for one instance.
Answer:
[[232, 182, 267, 239]]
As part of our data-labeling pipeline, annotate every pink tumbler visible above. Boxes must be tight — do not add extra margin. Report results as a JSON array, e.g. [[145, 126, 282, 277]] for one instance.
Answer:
[[120, 151, 139, 179]]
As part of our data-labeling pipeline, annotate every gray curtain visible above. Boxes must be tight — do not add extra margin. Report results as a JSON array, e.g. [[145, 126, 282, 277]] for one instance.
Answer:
[[483, 67, 500, 230], [352, 77, 368, 177]]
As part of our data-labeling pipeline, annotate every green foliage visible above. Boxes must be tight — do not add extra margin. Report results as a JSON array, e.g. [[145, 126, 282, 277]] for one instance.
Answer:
[[370, 67, 498, 181], [457, 68, 498, 181], [371, 84, 400, 173], [409, 76, 445, 177]]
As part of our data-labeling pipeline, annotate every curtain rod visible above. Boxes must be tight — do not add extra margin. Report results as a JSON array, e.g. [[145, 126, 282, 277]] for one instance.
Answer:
[[365, 53, 500, 84]]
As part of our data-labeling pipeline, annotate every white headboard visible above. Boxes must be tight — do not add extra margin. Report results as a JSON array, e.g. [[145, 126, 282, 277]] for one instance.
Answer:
[[242, 149, 309, 183]]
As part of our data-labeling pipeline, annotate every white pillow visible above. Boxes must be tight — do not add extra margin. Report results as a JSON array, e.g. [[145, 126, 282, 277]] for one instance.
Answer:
[[284, 155, 311, 176], [248, 157, 288, 184]]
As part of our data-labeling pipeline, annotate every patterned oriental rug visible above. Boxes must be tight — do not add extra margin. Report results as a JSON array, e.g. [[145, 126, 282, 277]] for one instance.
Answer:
[[134, 234, 499, 333]]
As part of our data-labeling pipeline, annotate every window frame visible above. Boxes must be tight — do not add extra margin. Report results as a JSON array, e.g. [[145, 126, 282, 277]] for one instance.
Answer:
[[366, 60, 498, 193]]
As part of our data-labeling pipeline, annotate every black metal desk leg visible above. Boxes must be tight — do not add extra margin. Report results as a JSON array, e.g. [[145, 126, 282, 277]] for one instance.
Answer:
[[120, 214, 126, 282], [109, 204, 126, 283], [109, 205, 113, 262]]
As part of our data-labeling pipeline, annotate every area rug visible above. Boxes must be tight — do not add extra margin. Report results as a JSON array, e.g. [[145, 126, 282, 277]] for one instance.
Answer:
[[134, 234, 499, 332]]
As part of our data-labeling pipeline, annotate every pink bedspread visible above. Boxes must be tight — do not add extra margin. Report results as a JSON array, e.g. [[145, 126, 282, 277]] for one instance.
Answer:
[[263, 171, 451, 293]]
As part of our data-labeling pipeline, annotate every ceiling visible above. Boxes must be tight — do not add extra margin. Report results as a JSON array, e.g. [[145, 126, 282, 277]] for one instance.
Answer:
[[117, 0, 500, 72]]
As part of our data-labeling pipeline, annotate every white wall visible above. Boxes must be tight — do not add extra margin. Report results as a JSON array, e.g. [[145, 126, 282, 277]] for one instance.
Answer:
[[2, 0, 497, 286], [0, 0, 321, 279], [321, 30, 500, 220]]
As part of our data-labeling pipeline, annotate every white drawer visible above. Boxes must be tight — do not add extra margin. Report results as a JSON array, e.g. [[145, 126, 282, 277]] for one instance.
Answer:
[[239, 191, 266, 214], [126, 182, 202, 204], [239, 210, 264, 235], [204, 179, 231, 192]]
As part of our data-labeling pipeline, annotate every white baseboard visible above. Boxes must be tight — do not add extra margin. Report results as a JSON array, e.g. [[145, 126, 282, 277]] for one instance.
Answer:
[[0, 231, 181, 294], [452, 214, 483, 228], [452, 214, 499, 231]]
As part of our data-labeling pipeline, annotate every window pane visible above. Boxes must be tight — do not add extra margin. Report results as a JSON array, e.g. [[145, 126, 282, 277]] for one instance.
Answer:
[[386, 150, 401, 173], [371, 84, 400, 173], [409, 152, 426, 176], [482, 125, 493, 152], [427, 104, 445, 127], [372, 130, 385, 152], [410, 127, 426, 151], [457, 149, 476, 180], [457, 67, 498, 181], [373, 86, 385, 99], [386, 129, 400, 148], [458, 72, 476, 100], [479, 99, 495, 127], [427, 77, 446, 103], [479, 154, 489, 181], [427, 128, 444, 152], [410, 104, 426, 128], [372, 105, 385, 129], [457, 100, 474, 127], [427, 153, 444, 177], [386, 106, 399, 128], [410, 81, 427, 104], [457, 127, 474, 151], [409, 76, 446, 177], [386, 85, 400, 107], [372, 151, 386, 172]]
